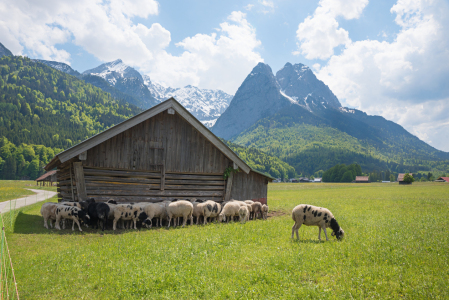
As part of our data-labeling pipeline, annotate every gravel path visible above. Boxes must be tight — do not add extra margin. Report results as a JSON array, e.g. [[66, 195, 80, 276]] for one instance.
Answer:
[[0, 189, 57, 213]]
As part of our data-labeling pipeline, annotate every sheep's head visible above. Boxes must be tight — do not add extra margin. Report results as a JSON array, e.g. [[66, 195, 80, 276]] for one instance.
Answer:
[[218, 213, 225, 223], [138, 212, 148, 222], [143, 218, 152, 228], [330, 218, 344, 240]]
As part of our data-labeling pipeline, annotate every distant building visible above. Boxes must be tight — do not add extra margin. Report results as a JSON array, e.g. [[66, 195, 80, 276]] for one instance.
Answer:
[[314, 177, 322, 182], [272, 178, 282, 183], [435, 177, 449, 182], [299, 177, 311, 182], [35, 170, 57, 186], [398, 173, 413, 184], [354, 176, 370, 183], [289, 178, 298, 183]]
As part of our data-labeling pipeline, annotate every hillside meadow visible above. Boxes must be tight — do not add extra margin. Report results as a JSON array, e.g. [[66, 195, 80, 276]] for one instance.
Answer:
[[4, 182, 449, 299]]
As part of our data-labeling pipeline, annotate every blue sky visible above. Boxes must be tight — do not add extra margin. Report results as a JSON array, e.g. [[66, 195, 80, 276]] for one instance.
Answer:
[[1, 0, 449, 151]]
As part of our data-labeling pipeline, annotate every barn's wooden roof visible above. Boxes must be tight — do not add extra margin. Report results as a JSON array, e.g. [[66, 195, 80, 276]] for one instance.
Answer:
[[35, 170, 57, 181], [45, 98, 256, 175]]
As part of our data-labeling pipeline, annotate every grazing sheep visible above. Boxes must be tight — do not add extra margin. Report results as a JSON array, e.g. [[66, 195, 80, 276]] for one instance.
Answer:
[[55, 206, 90, 231], [166, 200, 193, 228], [238, 206, 249, 223], [190, 199, 207, 225], [112, 204, 148, 230], [244, 200, 254, 205], [262, 204, 269, 220], [231, 200, 252, 221], [202, 201, 222, 224], [40, 202, 59, 229], [87, 202, 111, 231], [218, 202, 240, 223], [250, 202, 263, 220], [291, 204, 344, 241]]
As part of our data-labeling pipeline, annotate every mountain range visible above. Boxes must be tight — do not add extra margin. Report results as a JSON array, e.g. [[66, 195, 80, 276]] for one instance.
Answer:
[[35, 58, 233, 127], [1, 42, 448, 178], [212, 62, 449, 174]]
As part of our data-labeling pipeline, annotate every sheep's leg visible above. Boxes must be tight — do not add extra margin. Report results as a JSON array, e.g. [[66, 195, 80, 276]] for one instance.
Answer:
[[323, 227, 329, 241], [318, 227, 321, 241], [55, 216, 61, 230], [133, 218, 137, 229], [196, 215, 199, 225], [72, 218, 76, 231], [113, 218, 118, 231], [74, 218, 82, 232], [167, 216, 171, 228], [44, 218, 48, 229]]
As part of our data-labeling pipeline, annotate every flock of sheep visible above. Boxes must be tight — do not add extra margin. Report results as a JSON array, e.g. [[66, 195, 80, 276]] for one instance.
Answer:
[[40, 199, 344, 241], [40, 198, 269, 231]]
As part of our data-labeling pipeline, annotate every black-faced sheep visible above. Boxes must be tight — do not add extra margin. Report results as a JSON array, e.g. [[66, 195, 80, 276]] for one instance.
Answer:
[[238, 206, 249, 223], [87, 202, 111, 231], [40, 202, 59, 229], [55, 206, 90, 231], [262, 204, 269, 220], [291, 204, 344, 241], [112, 204, 148, 230], [166, 200, 193, 228]]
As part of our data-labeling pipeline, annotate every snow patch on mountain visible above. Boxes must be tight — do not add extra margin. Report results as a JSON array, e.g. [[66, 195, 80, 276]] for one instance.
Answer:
[[144, 75, 233, 127]]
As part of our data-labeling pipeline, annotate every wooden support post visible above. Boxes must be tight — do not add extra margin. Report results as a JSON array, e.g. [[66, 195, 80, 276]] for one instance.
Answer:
[[73, 162, 87, 201], [69, 165, 75, 202], [224, 172, 234, 201], [160, 165, 165, 191]]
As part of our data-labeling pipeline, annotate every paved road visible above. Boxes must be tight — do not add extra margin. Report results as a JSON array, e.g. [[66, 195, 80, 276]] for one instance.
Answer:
[[0, 189, 57, 213]]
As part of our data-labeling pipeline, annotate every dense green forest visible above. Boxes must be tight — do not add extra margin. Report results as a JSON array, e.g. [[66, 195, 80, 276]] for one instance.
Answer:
[[222, 140, 297, 180], [322, 163, 362, 182], [0, 55, 143, 179], [232, 108, 449, 176]]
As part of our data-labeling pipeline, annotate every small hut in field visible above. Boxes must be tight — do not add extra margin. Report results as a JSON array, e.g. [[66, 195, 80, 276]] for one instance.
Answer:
[[35, 170, 57, 186], [397, 173, 413, 184], [45, 98, 273, 204], [435, 177, 449, 182], [354, 176, 370, 183]]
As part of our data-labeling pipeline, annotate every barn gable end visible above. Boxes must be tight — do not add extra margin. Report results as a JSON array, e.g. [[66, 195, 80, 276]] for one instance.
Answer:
[[47, 98, 272, 203]]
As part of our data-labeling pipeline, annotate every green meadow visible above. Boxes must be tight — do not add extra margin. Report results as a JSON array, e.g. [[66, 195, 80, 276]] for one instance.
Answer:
[[0, 180, 56, 203], [5, 182, 449, 299]]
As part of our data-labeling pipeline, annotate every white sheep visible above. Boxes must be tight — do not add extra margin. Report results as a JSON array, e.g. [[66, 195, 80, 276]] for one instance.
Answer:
[[250, 202, 263, 220], [40, 202, 59, 229], [262, 204, 269, 220], [112, 204, 148, 230], [166, 200, 193, 228], [231, 200, 252, 221], [238, 206, 249, 223], [218, 202, 241, 223], [291, 204, 344, 241], [190, 199, 206, 225], [244, 200, 254, 205], [55, 205, 90, 231]]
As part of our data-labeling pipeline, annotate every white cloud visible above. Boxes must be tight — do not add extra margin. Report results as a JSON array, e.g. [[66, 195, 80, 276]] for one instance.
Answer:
[[294, 0, 368, 59], [0, 1, 262, 94], [260, 1, 274, 9], [308, 0, 449, 151], [245, 4, 255, 10], [145, 11, 263, 94]]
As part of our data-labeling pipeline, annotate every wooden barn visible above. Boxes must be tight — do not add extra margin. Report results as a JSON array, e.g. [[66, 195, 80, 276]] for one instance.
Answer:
[[35, 170, 57, 186], [45, 98, 273, 204]]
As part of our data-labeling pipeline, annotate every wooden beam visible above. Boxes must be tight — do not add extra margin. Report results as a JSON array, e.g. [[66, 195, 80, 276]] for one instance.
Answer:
[[224, 171, 234, 201], [160, 165, 165, 191], [85, 190, 223, 197], [69, 165, 74, 202], [73, 162, 87, 201], [79, 151, 87, 160]]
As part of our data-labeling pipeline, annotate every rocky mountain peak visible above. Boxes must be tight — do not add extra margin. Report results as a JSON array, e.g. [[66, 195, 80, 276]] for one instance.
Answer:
[[83, 59, 144, 85], [0, 43, 13, 58]]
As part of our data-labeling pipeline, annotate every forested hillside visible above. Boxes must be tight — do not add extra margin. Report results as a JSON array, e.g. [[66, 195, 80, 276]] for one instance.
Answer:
[[0, 55, 142, 179], [222, 140, 297, 180], [233, 105, 449, 175]]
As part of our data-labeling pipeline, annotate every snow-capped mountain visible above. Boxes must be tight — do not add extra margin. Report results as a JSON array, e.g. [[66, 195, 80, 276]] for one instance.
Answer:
[[34, 59, 80, 77], [83, 59, 158, 108], [143, 75, 233, 127]]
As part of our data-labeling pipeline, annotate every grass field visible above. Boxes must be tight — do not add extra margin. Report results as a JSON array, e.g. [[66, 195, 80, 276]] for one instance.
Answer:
[[0, 180, 56, 203], [5, 182, 449, 299]]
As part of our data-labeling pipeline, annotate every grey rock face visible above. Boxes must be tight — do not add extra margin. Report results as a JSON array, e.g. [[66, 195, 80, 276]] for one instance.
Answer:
[[0, 43, 13, 58], [212, 62, 291, 140], [34, 59, 80, 77], [276, 62, 341, 109]]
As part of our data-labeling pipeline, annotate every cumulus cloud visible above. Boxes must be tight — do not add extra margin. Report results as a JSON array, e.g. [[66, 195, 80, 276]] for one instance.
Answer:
[[305, 0, 449, 151], [145, 11, 263, 94], [294, 0, 368, 59], [0, 1, 261, 94]]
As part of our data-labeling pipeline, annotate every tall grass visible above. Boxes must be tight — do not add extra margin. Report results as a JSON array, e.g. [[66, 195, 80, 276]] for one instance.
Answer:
[[6, 182, 449, 299], [0, 180, 56, 203]]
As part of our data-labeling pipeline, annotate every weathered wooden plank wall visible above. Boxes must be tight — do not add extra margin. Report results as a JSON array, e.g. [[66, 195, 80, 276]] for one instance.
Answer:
[[83, 111, 229, 173], [230, 171, 268, 200]]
